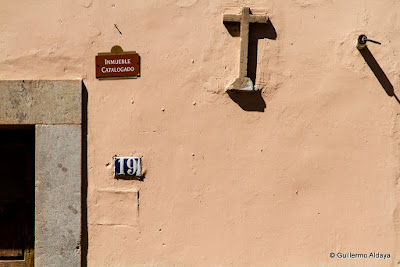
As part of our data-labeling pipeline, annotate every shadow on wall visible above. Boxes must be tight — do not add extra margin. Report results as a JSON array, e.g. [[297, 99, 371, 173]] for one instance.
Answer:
[[224, 18, 277, 112], [248, 20, 277, 83], [227, 90, 266, 112], [81, 83, 88, 267], [359, 47, 400, 104], [114, 170, 146, 181]]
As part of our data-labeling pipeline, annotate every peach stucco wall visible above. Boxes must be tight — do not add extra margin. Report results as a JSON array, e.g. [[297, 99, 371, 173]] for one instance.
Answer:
[[1, 0, 400, 266]]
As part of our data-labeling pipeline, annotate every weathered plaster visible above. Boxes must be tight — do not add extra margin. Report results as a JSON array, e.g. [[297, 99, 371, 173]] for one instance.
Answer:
[[91, 188, 139, 226], [1, 1, 400, 266]]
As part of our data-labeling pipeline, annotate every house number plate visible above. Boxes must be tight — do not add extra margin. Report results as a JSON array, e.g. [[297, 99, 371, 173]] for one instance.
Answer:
[[114, 157, 142, 177]]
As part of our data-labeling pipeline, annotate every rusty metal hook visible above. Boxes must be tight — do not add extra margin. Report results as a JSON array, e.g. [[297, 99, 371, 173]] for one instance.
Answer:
[[357, 34, 381, 50]]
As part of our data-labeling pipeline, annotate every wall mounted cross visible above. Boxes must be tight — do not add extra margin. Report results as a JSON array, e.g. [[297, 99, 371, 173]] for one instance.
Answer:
[[223, 7, 268, 91]]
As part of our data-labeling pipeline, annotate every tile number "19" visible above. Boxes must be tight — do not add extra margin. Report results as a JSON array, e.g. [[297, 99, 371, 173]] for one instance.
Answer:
[[114, 157, 142, 177]]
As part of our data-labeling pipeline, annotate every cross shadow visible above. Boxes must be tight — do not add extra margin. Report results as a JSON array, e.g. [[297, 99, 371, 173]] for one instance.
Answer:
[[227, 90, 266, 111], [248, 20, 277, 83], [224, 17, 277, 112], [359, 47, 400, 104]]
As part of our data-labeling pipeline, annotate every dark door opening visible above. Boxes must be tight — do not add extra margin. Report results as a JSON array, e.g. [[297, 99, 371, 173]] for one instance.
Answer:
[[0, 126, 34, 267]]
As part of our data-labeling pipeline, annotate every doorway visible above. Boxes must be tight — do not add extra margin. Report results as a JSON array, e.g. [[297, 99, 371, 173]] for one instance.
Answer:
[[0, 126, 35, 267]]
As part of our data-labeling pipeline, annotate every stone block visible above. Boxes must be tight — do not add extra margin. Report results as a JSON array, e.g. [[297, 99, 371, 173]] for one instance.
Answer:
[[0, 80, 81, 124], [35, 125, 81, 267]]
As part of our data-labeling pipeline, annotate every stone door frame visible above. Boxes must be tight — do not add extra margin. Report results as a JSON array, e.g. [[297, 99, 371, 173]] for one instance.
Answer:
[[0, 80, 83, 267]]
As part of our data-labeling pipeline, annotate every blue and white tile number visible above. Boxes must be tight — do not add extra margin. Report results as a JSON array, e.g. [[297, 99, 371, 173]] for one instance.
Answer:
[[114, 157, 142, 177]]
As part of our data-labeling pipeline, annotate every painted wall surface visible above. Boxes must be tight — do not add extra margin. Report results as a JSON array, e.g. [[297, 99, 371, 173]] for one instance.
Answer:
[[1, 0, 400, 266]]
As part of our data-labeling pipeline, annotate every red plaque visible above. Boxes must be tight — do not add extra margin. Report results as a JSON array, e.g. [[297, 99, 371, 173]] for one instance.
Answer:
[[96, 46, 140, 79]]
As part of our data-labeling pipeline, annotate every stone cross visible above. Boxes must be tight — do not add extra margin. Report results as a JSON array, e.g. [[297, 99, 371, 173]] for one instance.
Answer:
[[223, 7, 268, 91]]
